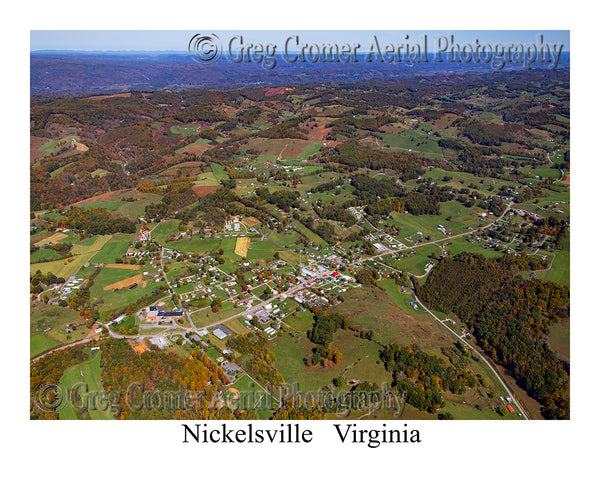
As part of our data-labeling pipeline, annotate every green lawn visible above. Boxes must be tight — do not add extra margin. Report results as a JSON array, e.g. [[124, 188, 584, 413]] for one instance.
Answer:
[[283, 309, 314, 331], [271, 329, 392, 393], [30, 235, 113, 278], [151, 220, 181, 243], [59, 351, 113, 420], [211, 162, 229, 182], [31, 248, 62, 263], [30, 334, 60, 358], [31, 303, 90, 349], [90, 233, 135, 264]]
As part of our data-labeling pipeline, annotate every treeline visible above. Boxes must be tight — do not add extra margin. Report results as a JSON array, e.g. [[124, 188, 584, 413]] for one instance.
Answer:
[[458, 119, 515, 146], [293, 213, 337, 244], [226, 333, 284, 385], [323, 141, 427, 178], [100, 339, 253, 420], [61, 207, 136, 235], [310, 177, 345, 193], [306, 310, 350, 367], [333, 114, 397, 132], [417, 253, 570, 419], [171, 106, 231, 124], [255, 187, 300, 212], [259, 119, 306, 139], [381, 343, 478, 413], [30, 271, 66, 295], [314, 203, 356, 227], [30, 343, 91, 419], [351, 174, 451, 216], [144, 178, 199, 220]]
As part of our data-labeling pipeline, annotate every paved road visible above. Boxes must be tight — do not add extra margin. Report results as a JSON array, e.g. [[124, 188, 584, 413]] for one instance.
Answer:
[[412, 288, 530, 420], [31, 337, 94, 363]]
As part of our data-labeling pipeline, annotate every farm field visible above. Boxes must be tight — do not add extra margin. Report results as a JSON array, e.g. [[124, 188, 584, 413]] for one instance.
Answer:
[[30, 303, 90, 356], [271, 329, 392, 393], [30, 235, 112, 278], [332, 283, 453, 349], [90, 233, 136, 264]]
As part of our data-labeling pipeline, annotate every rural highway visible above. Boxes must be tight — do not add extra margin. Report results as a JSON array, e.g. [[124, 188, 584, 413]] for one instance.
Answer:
[[411, 288, 530, 420]]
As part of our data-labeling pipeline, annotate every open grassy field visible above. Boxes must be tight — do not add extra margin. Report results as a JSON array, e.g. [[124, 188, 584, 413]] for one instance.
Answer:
[[170, 124, 200, 137], [166, 236, 222, 253], [383, 249, 432, 276], [377, 130, 443, 157], [113, 193, 163, 220], [271, 329, 392, 393], [30, 334, 60, 358], [31, 248, 62, 263], [222, 318, 252, 336], [443, 236, 504, 260], [30, 303, 89, 356], [151, 220, 180, 243], [36, 136, 80, 157], [89, 268, 159, 319], [193, 171, 220, 187], [90, 233, 135, 264], [246, 240, 277, 262], [227, 373, 279, 418], [190, 301, 240, 328], [267, 230, 303, 248], [77, 201, 127, 211], [211, 162, 229, 182], [59, 350, 113, 420], [283, 309, 314, 331], [30, 235, 112, 278], [175, 137, 210, 154], [533, 237, 570, 287], [548, 317, 570, 361], [332, 283, 453, 349]]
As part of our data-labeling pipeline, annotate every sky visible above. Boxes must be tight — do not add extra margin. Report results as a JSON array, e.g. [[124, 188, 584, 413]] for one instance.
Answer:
[[30, 30, 570, 52]]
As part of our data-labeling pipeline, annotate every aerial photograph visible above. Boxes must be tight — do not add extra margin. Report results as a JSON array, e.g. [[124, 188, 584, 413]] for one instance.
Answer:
[[29, 30, 570, 422]]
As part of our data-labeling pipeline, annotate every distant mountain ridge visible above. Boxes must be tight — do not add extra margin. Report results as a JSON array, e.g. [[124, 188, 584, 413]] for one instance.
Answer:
[[31, 52, 570, 97]]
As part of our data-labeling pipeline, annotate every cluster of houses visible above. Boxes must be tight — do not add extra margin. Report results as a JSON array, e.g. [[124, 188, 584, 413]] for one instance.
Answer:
[[59, 276, 84, 299]]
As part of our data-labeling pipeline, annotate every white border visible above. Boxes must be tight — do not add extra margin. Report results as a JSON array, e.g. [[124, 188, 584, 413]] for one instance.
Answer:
[[4, 1, 596, 477]]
